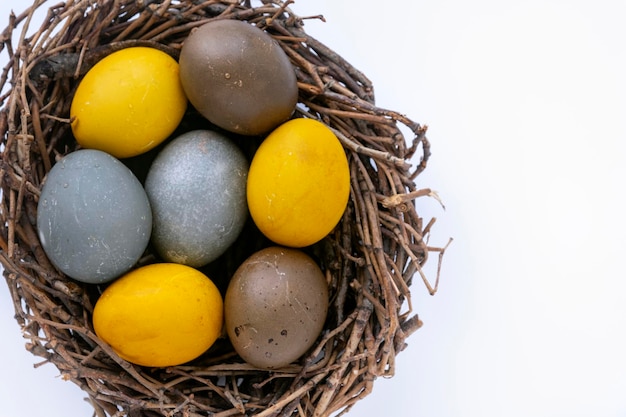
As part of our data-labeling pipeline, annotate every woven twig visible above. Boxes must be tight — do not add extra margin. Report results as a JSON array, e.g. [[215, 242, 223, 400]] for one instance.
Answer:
[[0, 1, 450, 416]]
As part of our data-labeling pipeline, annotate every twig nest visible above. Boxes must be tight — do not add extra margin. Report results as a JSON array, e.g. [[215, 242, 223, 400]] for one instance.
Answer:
[[0, 1, 450, 416]]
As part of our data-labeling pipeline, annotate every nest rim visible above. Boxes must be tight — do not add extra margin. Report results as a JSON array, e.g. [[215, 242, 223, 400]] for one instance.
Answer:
[[0, 1, 448, 416]]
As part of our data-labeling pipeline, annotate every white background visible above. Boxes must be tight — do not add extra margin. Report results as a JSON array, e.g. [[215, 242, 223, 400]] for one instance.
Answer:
[[2, 0, 626, 416]]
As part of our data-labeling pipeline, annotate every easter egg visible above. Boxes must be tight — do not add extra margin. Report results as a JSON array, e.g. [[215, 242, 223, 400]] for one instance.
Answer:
[[179, 19, 298, 136], [144, 130, 249, 267], [70, 47, 187, 158], [36, 149, 152, 284], [247, 118, 350, 247], [93, 263, 223, 367], [224, 247, 329, 369]]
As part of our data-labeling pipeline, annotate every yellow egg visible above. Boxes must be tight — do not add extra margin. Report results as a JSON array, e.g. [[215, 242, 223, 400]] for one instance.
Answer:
[[247, 118, 350, 247], [70, 47, 187, 158], [92, 263, 223, 367]]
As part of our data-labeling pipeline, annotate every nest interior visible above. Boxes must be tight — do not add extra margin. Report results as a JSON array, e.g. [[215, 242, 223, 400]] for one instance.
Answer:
[[0, 1, 449, 416]]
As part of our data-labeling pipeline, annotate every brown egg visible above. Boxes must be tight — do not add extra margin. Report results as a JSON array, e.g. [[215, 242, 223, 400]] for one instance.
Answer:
[[224, 247, 329, 369], [179, 19, 298, 136]]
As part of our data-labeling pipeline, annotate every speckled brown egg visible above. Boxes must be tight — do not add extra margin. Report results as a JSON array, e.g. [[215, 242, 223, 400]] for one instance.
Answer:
[[224, 247, 329, 369], [179, 19, 298, 136]]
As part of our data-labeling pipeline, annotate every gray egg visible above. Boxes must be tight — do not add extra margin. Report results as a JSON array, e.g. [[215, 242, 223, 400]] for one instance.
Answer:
[[37, 149, 152, 284], [144, 130, 249, 267]]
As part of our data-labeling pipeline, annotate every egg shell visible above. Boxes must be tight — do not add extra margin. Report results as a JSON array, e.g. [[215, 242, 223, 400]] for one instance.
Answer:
[[179, 19, 298, 136], [93, 263, 224, 367], [70, 46, 188, 159], [37, 149, 152, 284], [246, 118, 351, 247], [145, 129, 249, 267], [224, 246, 329, 369]]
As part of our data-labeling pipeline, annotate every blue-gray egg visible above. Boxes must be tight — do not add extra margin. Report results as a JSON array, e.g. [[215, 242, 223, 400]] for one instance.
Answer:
[[37, 149, 152, 284], [144, 129, 249, 267]]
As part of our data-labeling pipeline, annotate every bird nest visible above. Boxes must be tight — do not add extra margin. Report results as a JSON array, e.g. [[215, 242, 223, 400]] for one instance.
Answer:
[[0, 1, 450, 416]]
